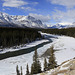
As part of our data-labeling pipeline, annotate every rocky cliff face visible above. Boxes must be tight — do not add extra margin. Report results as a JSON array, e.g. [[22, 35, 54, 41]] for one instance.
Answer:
[[37, 58, 75, 75]]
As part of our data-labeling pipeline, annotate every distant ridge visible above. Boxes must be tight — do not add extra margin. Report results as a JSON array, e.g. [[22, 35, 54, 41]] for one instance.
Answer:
[[48, 24, 75, 29]]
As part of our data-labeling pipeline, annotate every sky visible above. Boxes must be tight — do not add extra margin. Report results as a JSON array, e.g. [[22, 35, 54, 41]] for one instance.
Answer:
[[0, 0, 75, 25]]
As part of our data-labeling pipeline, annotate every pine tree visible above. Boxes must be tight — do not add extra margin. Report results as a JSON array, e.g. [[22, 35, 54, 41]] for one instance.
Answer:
[[48, 46, 57, 69], [44, 58, 47, 71], [31, 49, 41, 74], [33, 49, 38, 62], [16, 65, 20, 75], [20, 66, 23, 75], [26, 64, 29, 75]]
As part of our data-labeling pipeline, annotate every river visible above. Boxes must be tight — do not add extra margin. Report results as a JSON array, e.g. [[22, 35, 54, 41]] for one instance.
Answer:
[[0, 33, 57, 60]]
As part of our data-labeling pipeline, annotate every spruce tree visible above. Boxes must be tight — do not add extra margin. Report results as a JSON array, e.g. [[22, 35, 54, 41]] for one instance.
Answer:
[[26, 64, 29, 75], [31, 49, 41, 74], [44, 58, 47, 71], [31, 64, 34, 75], [20, 66, 23, 75], [48, 46, 57, 69], [16, 65, 20, 75]]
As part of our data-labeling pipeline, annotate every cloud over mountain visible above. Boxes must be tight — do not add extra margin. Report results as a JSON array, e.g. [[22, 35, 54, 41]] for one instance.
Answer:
[[52, 9, 75, 24], [29, 13, 51, 23]]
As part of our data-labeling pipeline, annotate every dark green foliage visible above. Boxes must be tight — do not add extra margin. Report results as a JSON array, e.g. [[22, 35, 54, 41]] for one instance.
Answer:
[[44, 58, 48, 71], [42, 28, 75, 38], [16, 65, 20, 75], [0, 27, 42, 48], [26, 64, 29, 75], [48, 46, 57, 69], [31, 49, 41, 74]]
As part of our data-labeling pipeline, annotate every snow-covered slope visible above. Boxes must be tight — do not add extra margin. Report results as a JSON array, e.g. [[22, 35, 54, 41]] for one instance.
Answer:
[[37, 58, 75, 75], [0, 33, 75, 75], [48, 24, 75, 29], [0, 12, 46, 28]]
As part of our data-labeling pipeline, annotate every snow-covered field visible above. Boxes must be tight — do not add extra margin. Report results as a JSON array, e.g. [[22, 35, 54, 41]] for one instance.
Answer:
[[0, 33, 75, 75], [54, 36, 75, 65]]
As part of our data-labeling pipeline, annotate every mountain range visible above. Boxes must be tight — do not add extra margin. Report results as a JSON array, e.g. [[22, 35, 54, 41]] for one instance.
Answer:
[[48, 23, 75, 29], [0, 12, 75, 29], [0, 12, 46, 28]]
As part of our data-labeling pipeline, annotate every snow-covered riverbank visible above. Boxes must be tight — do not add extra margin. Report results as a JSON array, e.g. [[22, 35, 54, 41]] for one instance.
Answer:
[[0, 33, 75, 75], [0, 39, 49, 54]]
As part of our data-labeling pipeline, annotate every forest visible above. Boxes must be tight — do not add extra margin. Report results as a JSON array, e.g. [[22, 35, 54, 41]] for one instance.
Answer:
[[0, 27, 75, 48], [0, 27, 42, 48], [42, 28, 75, 38]]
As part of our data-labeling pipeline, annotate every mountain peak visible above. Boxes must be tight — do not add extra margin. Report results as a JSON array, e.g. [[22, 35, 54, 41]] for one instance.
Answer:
[[0, 12, 46, 28]]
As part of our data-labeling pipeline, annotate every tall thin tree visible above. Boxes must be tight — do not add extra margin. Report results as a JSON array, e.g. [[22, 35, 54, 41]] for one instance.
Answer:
[[31, 49, 41, 74], [26, 63, 29, 75], [44, 58, 47, 71], [16, 65, 20, 75], [20, 66, 23, 75], [48, 46, 57, 69]]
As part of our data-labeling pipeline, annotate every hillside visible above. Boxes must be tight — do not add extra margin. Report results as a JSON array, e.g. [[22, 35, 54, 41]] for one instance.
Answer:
[[37, 58, 75, 75]]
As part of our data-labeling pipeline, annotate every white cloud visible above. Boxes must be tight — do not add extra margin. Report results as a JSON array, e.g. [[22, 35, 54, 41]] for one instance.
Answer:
[[2, 0, 38, 11], [29, 13, 51, 22], [3, 0, 28, 7], [7, 8, 10, 10], [21, 7, 36, 11], [31, 2, 38, 5], [2, 0, 38, 8], [2, 8, 5, 11], [52, 9, 75, 24], [49, 0, 75, 8]]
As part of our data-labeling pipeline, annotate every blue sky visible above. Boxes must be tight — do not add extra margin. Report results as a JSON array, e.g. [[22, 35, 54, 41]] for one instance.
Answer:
[[0, 0, 75, 25]]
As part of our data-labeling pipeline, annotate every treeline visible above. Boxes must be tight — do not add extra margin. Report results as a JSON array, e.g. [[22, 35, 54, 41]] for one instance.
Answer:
[[42, 28, 75, 37], [0, 27, 42, 48], [16, 46, 57, 75]]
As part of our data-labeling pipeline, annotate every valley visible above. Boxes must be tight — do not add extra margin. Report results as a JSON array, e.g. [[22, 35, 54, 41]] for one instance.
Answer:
[[0, 32, 75, 75], [0, 0, 75, 75]]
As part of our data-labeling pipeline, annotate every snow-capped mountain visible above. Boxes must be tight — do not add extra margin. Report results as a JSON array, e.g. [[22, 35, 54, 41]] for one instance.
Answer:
[[48, 24, 75, 29], [0, 12, 46, 28]]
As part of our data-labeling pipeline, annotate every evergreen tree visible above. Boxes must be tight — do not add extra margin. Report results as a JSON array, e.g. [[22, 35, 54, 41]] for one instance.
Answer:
[[31, 49, 41, 74], [48, 46, 57, 69], [26, 64, 29, 75], [16, 65, 20, 75], [44, 58, 47, 71], [31, 64, 34, 75], [20, 66, 23, 75], [37, 60, 41, 73]]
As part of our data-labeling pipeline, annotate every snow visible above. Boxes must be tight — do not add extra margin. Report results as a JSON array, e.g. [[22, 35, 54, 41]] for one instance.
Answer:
[[0, 33, 75, 75], [0, 41, 54, 75], [54, 36, 75, 65], [0, 39, 49, 54], [59, 66, 69, 71], [57, 74, 64, 75]]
